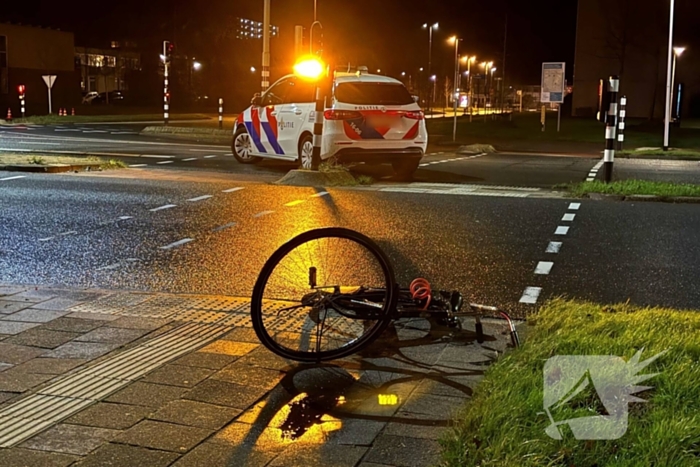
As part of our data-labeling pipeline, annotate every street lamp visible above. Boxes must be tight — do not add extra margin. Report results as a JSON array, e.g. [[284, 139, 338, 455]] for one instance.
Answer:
[[670, 46, 686, 125], [422, 22, 439, 111], [663, 0, 676, 150], [449, 36, 462, 141], [192, 61, 202, 71], [250, 66, 257, 73]]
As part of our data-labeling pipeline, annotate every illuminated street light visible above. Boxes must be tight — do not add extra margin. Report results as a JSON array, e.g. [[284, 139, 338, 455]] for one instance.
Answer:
[[422, 22, 439, 112], [192, 61, 202, 71], [250, 66, 257, 73], [669, 46, 687, 128], [159, 54, 166, 61], [401, 72, 406, 76]]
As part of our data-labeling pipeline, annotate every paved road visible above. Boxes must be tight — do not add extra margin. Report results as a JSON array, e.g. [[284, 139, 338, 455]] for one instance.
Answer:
[[1, 168, 698, 314], [0, 122, 600, 188]]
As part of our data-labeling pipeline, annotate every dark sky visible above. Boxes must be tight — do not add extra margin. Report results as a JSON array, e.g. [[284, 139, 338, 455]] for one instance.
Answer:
[[2, 0, 579, 84]]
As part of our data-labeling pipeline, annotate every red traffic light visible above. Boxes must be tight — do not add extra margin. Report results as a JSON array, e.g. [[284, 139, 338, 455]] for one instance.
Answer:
[[18, 85, 25, 94]]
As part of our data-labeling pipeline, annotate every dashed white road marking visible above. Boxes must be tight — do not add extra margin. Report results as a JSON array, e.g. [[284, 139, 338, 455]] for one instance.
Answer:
[[223, 187, 245, 193], [96, 263, 121, 271], [568, 203, 581, 211], [546, 242, 563, 254], [182, 158, 198, 162], [555, 226, 570, 236], [189, 148, 229, 153], [110, 131, 138, 135], [312, 191, 330, 198], [535, 261, 554, 275], [59, 231, 77, 236], [187, 195, 213, 202], [203, 155, 217, 159], [38, 237, 55, 242], [160, 238, 194, 250], [562, 213, 576, 222], [0, 176, 26, 181], [118, 216, 133, 220], [254, 211, 275, 218], [129, 164, 148, 168], [156, 161, 174, 165], [519, 287, 542, 304], [284, 200, 306, 207], [82, 130, 108, 133], [150, 204, 177, 212], [212, 222, 237, 232], [141, 155, 175, 159]]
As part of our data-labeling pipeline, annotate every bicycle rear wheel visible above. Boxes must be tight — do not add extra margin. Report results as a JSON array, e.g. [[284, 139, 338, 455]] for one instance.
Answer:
[[251, 228, 397, 362]]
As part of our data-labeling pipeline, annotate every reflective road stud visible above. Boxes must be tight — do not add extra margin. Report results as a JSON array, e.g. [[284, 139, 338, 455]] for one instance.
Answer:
[[603, 76, 619, 183]]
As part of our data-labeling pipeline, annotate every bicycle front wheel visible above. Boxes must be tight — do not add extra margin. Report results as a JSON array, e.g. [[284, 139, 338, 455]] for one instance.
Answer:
[[251, 228, 397, 362]]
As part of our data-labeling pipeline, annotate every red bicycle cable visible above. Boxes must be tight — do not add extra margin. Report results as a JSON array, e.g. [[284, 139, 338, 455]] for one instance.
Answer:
[[409, 278, 432, 310]]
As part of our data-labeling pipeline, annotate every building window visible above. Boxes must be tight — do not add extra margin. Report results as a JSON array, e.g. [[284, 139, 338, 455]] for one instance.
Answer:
[[0, 35, 7, 94]]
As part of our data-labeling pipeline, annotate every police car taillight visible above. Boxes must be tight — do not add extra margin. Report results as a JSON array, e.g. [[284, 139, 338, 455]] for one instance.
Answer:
[[324, 110, 363, 120], [404, 111, 425, 120]]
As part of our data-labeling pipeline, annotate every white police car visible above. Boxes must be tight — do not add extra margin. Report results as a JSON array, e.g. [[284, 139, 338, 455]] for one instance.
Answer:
[[232, 70, 427, 177]]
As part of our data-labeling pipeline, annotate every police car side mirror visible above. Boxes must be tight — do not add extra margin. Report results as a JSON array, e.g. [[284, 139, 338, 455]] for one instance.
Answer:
[[412, 95, 420, 103], [251, 94, 262, 106]]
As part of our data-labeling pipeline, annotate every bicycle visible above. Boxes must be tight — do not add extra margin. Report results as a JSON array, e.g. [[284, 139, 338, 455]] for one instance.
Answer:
[[251, 228, 520, 363]]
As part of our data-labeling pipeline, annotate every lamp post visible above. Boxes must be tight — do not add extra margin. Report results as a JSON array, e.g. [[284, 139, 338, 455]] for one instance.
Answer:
[[663, 0, 676, 151], [670, 46, 685, 125], [423, 22, 439, 112], [449, 36, 461, 141], [490, 67, 497, 113]]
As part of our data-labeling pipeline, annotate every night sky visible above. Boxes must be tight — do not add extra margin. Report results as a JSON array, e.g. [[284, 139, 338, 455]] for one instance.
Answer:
[[1, 0, 580, 85]]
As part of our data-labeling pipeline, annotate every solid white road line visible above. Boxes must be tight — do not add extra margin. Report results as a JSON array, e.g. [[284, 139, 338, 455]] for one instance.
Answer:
[[187, 195, 213, 202], [150, 204, 177, 212], [546, 242, 563, 254], [182, 158, 198, 162], [254, 211, 275, 218], [59, 231, 77, 236], [312, 191, 330, 197], [203, 155, 217, 159], [11, 141, 60, 145], [129, 164, 148, 168], [284, 200, 306, 207], [212, 222, 237, 232], [160, 238, 194, 250], [156, 161, 174, 165], [38, 237, 55, 242], [0, 176, 26, 181], [568, 203, 581, 211], [519, 287, 543, 305], [562, 213, 576, 222], [222, 187, 244, 193], [189, 148, 229, 153], [141, 155, 175, 159], [535, 261, 554, 275], [118, 216, 133, 220], [555, 226, 570, 236]]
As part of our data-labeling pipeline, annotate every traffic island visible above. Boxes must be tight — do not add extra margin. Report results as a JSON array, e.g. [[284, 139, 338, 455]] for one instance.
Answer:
[[141, 125, 231, 144], [457, 144, 496, 155], [274, 169, 370, 187], [0, 154, 127, 173], [563, 180, 700, 203], [441, 299, 700, 467]]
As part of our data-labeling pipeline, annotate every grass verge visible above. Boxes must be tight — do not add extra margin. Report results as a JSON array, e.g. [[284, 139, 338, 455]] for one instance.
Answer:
[[564, 180, 700, 198], [0, 153, 127, 170], [4, 114, 208, 125], [619, 148, 700, 160], [441, 299, 700, 467]]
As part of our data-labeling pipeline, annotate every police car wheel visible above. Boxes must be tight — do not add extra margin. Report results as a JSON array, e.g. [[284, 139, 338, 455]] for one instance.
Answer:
[[298, 135, 317, 170], [232, 128, 262, 164]]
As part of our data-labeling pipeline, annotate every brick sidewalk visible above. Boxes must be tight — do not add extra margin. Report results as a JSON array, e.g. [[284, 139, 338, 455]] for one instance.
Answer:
[[0, 285, 513, 467]]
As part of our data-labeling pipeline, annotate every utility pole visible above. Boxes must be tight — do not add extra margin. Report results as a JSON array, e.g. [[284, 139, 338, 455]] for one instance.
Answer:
[[663, 0, 675, 151], [262, 0, 271, 91], [502, 11, 508, 113]]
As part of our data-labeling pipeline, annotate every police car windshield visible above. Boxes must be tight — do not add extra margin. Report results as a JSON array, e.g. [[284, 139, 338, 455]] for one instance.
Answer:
[[335, 83, 414, 106]]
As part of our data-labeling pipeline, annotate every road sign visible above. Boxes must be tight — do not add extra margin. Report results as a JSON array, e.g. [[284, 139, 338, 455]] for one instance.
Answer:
[[541, 63, 565, 103], [42, 75, 57, 114]]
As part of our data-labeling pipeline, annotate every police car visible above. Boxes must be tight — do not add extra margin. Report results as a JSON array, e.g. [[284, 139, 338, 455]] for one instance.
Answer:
[[232, 69, 427, 177]]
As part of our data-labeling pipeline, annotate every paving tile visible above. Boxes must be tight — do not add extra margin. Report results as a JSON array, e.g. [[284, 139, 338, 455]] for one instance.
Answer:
[[0, 285, 27, 296], [5, 329, 81, 349], [211, 363, 284, 389], [0, 321, 42, 335], [106, 382, 185, 407], [197, 340, 258, 357], [268, 445, 369, 467], [67, 402, 152, 430], [75, 327, 148, 344], [0, 362, 13, 372], [234, 347, 294, 371], [2, 309, 69, 323], [108, 316, 169, 330], [383, 417, 449, 440], [141, 364, 214, 388], [116, 420, 212, 453], [20, 423, 119, 456], [0, 342, 48, 364], [0, 391, 20, 404], [220, 327, 260, 343], [211, 422, 287, 453], [174, 351, 237, 370], [75, 443, 180, 467], [46, 342, 120, 359], [0, 447, 77, 467], [0, 300, 31, 314], [364, 435, 442, 467], [324, 418, 386, 446], [15, 358, 87, 375], [173, 440, 277, 467], [150, 399, 241, 430], [31, 298, 84, 311], [412, 375, 477, 399], [0, 368, 54, 392], [43, 317, 104, 333], [65, 312, 120, 322], [184, 379, 268, 409], [3, 289, 57, 303], [397, 393, 463, 419]]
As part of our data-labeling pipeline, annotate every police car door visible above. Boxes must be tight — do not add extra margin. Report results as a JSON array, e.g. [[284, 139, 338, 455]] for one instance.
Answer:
[[276, 77, 316, 156], [252, 78, 293, 159]]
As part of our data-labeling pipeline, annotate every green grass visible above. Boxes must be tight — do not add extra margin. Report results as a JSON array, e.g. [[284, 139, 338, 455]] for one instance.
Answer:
[[141, 125, 230, 137], [27, 155, 46, 165], [99, 159, 128, 170], [4, 114, 207, 125], [441, 299, 700, 467], [565, 180, 700, 198], [619, 149, 700, 160]]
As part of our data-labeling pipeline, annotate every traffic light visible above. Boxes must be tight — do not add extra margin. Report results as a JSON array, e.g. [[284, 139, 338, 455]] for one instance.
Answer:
[[163, 41, 174, 63], [18, 85, 25, 96]]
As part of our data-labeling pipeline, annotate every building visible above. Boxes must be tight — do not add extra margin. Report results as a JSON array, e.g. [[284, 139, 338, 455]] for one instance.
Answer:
[[75, 42, 142, 94], [0, 23, 80, 116]]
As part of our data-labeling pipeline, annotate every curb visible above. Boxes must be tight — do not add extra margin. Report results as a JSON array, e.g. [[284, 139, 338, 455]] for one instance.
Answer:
[[0, 163, 102, 173], [274, 169, 359, 187], [585, 192, 700, 204]]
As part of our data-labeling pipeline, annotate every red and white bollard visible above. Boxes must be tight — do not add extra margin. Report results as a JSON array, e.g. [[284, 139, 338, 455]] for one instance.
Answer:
[[6, 108, 12, 122]]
